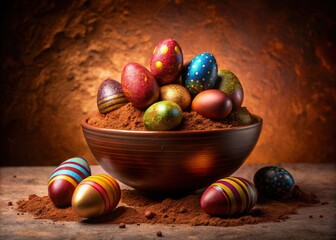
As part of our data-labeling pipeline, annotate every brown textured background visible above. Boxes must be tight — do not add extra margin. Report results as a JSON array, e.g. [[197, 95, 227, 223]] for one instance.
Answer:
[[0, 0, 335, 166]]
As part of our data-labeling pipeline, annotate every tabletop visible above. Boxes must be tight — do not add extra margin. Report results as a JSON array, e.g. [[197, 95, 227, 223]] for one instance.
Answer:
[[0, 163, 335, 240]]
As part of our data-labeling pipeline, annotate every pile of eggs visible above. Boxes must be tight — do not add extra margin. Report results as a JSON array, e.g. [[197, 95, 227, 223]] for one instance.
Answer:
[[97, 38, 247, 131], [48, 157, 121, 218]]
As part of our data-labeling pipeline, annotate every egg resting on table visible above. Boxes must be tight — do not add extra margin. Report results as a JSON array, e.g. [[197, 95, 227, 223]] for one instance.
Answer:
[[48, 157, 91, 208], [143, 100, 183, 131], [217, 69, 244, 109], [200, 176, 258, 217], [97, 79, 128, 114], [159, 84, 191, 110], [253, 166, 295, 199], [72, 174, 121, 218], [121, 62, 160, 109], [150, 38, 183, 85], [182, 52, 218, 96], [191, 89, 233, 119]]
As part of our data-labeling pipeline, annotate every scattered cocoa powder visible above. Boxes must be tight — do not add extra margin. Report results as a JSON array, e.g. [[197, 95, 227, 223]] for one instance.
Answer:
[[16, 185, 319, 226], [8, 201, 13, 206], [87, 103, 256, 131]]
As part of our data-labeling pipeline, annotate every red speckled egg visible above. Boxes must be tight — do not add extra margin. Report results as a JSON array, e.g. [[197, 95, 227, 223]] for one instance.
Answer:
[[150, 38, 183, 85], [191, 89, 233, 119], [200, 177, 258, 217], [121, 62, 160, 109]]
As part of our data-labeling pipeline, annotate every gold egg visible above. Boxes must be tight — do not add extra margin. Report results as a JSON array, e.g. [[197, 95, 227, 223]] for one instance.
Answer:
[[71, 174, 121, 218], [159, 84, 191, 110]]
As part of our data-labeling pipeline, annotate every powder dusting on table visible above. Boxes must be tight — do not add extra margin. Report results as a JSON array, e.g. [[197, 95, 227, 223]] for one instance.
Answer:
[[16, 185, 319, 226], [87, 103, 252, 131]]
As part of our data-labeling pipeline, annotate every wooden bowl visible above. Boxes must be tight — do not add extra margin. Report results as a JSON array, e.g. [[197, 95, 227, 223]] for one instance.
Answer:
[[81, 116, 262, 192]]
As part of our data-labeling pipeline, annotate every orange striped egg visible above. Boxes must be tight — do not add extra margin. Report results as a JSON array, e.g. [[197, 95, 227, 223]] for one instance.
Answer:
[[200, 177, 258, 217], [48, 157, 91, 208], [71, 174, 121, 218]]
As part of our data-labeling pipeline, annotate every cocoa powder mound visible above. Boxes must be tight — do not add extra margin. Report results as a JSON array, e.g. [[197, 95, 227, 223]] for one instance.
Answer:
[[16, 185, 319, 226], [87, 103, 254, 131]]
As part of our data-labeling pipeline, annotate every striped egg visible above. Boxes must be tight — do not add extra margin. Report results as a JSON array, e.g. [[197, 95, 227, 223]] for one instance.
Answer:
[[200, 177, 258, 217], [48, 157, 91, 208], [97, 79, 128, 114], [71, 174, 121, 218]]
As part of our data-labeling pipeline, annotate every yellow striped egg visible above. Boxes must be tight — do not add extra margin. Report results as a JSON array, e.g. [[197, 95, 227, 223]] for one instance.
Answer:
[[200, 176, 258, 217], [71, 174, 121, 218]]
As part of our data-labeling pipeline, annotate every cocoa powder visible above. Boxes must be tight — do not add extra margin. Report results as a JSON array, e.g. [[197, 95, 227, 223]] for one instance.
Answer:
[[16, 185, 319, 226], [87, 103, 255, 131]]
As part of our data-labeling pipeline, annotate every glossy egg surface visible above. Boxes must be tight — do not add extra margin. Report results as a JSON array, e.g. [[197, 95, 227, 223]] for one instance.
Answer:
[[191, 89, 232, 119], [143, 101, 183, 131], [72, 174, 121, 218], [150, 38, 183, 85], [97, 79, 128, 114], [200, 177, 258, 217], [48, 157, 91, 208], [159, 84, 191, 110], [182, 52, 218, 96], [217, 69, 244, 109], [253, 166, 295, 199], [121, 62, 160, 109]]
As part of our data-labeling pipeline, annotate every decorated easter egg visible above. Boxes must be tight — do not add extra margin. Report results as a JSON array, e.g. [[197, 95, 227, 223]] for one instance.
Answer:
[[150, 38, 183, 85], [143, 101, 183, 131], [191, 89, 233, 119], [97, 79, 128, 114], [48, 157, 91, 208], [182, 52, 218, 96], [227, 107, 254, 126], [72, 174, 121, 218], [200, 177, 258, 217], [159, 84, 191, 110], [121, 62, 160, 109], [217, 70, 244, 109], [253, 166, 295, 199]]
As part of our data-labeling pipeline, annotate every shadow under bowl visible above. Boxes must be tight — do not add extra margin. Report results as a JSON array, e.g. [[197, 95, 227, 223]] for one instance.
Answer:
[[81, 116, 262, 192]]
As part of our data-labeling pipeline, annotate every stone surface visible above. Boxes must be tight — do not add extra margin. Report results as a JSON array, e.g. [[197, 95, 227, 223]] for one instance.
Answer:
[[0, 0, 335, 165], [0, 164, 335, 239]]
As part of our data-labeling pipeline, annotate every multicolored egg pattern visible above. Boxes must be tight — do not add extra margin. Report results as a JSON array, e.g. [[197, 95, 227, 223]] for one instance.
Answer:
[[48, 157, 91, 208], [200, 177, 258, 217], [71, 174, 121, 218], [183, 52, 218, 96], [253, 166, 295, 199], [97, 79, 128, 114], [150, 38, 183, 85]]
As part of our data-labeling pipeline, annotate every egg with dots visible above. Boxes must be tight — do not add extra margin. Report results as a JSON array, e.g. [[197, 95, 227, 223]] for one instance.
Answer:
[[216, 69, 244, 109], [191, 89, 233, 119], [72, 174, 121, 218], [121, 62, 160, 109], [182, 52, 218, 96], [150, 38, 183, 85], [253, 166, 295, 199], [97, 79, 128, 114], [200, 177, 258, 217], [48, 157, 91, 208]]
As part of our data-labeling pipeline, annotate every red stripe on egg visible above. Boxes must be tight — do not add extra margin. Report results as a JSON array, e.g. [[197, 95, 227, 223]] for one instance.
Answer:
[[84, 180, 111, 214], [99, 175, 120, 209]]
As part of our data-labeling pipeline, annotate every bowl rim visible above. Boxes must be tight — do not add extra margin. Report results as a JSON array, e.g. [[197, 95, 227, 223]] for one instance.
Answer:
[[81, 114, 263, 135]]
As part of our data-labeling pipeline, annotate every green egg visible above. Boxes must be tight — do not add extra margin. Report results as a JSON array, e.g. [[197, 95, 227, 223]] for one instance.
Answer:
[[143, 101, 183, 131]]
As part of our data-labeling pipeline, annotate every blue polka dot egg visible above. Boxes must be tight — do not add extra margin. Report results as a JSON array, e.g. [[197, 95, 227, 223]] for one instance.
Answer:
[[182, 52, 218, 96], [253, 166, 295, 199]]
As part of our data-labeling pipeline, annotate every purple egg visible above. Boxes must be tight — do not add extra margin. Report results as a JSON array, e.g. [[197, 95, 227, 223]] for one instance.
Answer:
[[97, 79, 128, 114]]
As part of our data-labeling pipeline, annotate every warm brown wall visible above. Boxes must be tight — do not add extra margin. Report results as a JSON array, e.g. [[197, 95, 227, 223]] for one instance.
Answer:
[[1, 0, 335, 166]]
